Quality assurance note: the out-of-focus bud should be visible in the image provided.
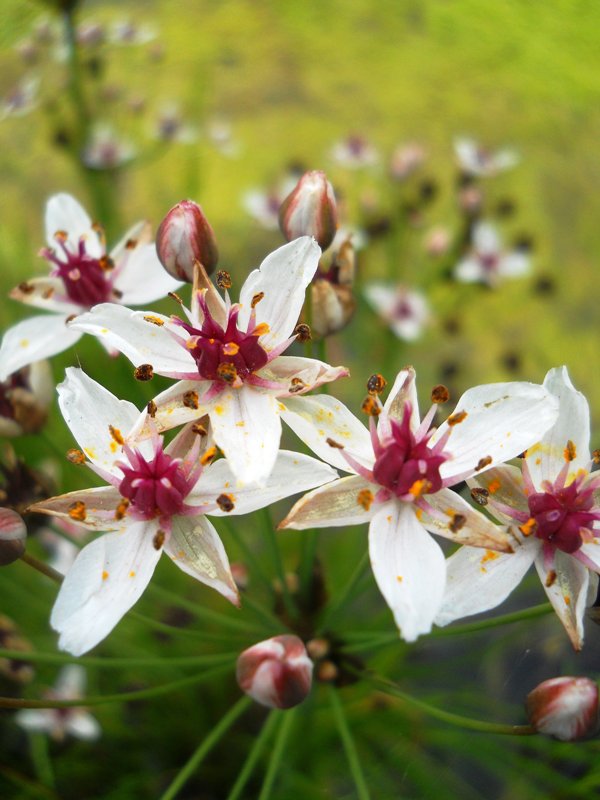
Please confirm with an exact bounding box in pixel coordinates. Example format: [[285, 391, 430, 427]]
[[0, 614, 34, 683], [0, 361, 53, 438], [311, 237, 356, 338], [236, 634, 313, 710], [0, 508, 26, 566], [279, 171, 338, 251], [156, 200, 219, 282], [390, 143, 425, 181], [526, 677, 599, 741], [458, 184, 484, 216], [424, 226, 451, 257]]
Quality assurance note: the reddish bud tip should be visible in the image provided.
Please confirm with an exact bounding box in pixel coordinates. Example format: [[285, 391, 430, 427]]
[[156, 200, 218, 282], [279, 171, 338, 251], [236, 634, 313, 710], [0, 508, 26, 566], [526, 677, 599, 741]]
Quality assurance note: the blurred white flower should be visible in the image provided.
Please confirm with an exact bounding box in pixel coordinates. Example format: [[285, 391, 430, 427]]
[[110, 20, 157, 46], [242, 175, 298, 230], [206, 118, 241, 157], [390, 142, 426, 180], [82, 125, 136, 170], [454, 222, 530, 286], [152, 104, 197, 144], [1, 78, 39, 121], [364, 284, 431, 341], [454, 137, 518, 177], [331, 135, 379, 169]]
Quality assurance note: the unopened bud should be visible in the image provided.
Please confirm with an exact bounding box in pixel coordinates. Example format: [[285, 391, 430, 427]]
[[156, 200, 219, 282], [236, 634, 313, 709], [279, 170, 338, 251], [526, 677, 599, 741], [0, 508, 26, 566]]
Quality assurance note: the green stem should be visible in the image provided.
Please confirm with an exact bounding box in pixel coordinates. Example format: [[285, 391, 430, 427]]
[[318, 550, 370, 632], [0, 765, 58, 800], [328, 686, 371, 800], [29, 733, 55, 790], [159, 696, 251, 800], [20, 553, 63, 584], [430, 603, 553, 637], [257, 708, 296, 800], [358, 671, 536, 736], [128, 611, 249, 644], [0, 647, 237, 670], [298, 528, 319, 602], [240, 593, 289, 633], [225, 711, 278, 800], [0, 663, 233, 710], [217, 515, 275, 596], [260, 508, 296, 619]]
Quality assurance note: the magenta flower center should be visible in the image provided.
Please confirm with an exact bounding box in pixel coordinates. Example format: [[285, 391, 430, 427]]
[[528, 479, 600, 554], [479, 252, 499, 273], [118, 447, 191, 520], [42, 234, 113, 307], [372, 404, 447, 499], [175, 294, 269, 383]]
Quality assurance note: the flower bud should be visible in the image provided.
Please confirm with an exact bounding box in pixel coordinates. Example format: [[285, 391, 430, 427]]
[[0, 361, 53, 438], [156, 200, 219, 282], [236, 634, 313, 709], [279, 171, 338, 251], [526, 677, 599, 741], [0, 508, 26, 566]]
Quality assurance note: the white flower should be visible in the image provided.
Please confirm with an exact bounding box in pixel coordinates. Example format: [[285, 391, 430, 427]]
[[1, 77, 38, 121], [454, 222, 530, 286], [0, 193, 182, 380], [30, 369, 337, 654], [109, 20, 157, 46], [436, 367, 600, 650], [69, 237, 348, 486], [330, 135, 379, 169], [82, 125, 136, 170], [364, 284, 431, 341], [16, 666, 100, 741], [152, 103, 197, 144], [242, 176, 298, 231], [279, 369, 559, 641], [454, 137, 518, 177]]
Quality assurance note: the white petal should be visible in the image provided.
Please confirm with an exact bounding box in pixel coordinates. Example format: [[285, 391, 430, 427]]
[[9, 277, 81, 314], [165, 515, 239, 605], [58, 368, 141, 476], [499, 252, 530, 278], [433, 381, 559, 483], [237, 237, 321, 349], [279, 474, 375, 530], [422, 488, 514, 551], [109, 220, 150, 264], [197, 450, 338, 516], [113, 243, 183, 305], [467, 464, 529, 524], [379, 367, 419, 438], [259, 355, 348, 394], [30, 486, 125, 533], [473, 222, 501, 256], [363, 284, 397, 317], [0, 314, 82, 380], [578, 541, 600, 572], [281, 394, 373, 472], [138, 379, 211, 435], [66, 712, 101, 741], [536, 551, 592, 651], [435, 540, 538, 627], [55, 664, 86, 696], [51, 522, 161, 655], [45, 194, 103, 259], [15, 710, 53, 734], [69, 303, 195, 376], [209, 387, 282, 486], [369, 502, 446, 641], [526, 366, 591, 489], [454, 256, 485, 283]]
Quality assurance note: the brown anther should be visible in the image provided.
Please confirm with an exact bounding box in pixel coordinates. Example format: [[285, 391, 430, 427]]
[[200, 446, 218, 466], [147, 399, 157, 418], [153, 530, 166, 550], [431, 384, 450, 404], [519, 517, 537, 537], [593, 449, 600, 465], [114, 498, 129, 520], [251, 292, 264, 308], [449, 513, 467, 533], [545, 570, 557, 588], [54, 230, 68, 242], [17, 281, 34, 294], [109, 425, 124, 445], [216, 362, 238, 384], [65, 314, 77, 324], [361, 395, 381, 417], [111, 288, 123, 299], [68, 501, 86, 522], [289, 377, 306, 394], [317, 660, 339, 683], [326, 438, 344, 449], [168, 291, 183, 305], [564, 439, 577, 462], [448, 410, 468, 426], [475, 456, 493, 472], [216, 493, 235, 512], [367, 373, 387, 396], [408, 478, 432, 498], [306, 638, 330, 660], [216, 270, 232, 290], [99, 255, 114, 271], [143, 314, 164, 326], [66, 448, 86, 465], [183, 390, 199, 409], [192, 422, 208, 436], [470, 487, 489, 506], [134, 364, 154, 381], [357, 488, 374, 511], [125, 238, 138, 250], [294, 323, 312, 342]]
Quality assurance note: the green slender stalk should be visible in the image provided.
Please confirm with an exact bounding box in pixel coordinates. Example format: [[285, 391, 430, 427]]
[[0, 647, 237, 670], [128, 611, 249, 644], [20, 553, 63, 584], [318, 551, 370, 632], [217, 515, 275, 595], [298, 528, 319, 602], [328, 686, 371, 800], [0, 765, 58, 800], [159, 696, 251, 800], [30, 733, 55, 790], [240, 593, 289, 632], [257, 708, 296, 800], [357, 670, 535, 736], [0, 663, 233, 710], [260, 508, 296, 619], [226, 711, 279, 800]]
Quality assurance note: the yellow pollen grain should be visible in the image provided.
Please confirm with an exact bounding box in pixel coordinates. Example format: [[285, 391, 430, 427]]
[[480, 550, 499, 565], [564, 594, 571, 606], [396, 575, 403, 583], [110, 441, 117, 453], [84, 447, 96, 459], [519, 518, 536, 536], [19, 339, 29, 348], [129, 571, 136, 578], [102, 570, 109, 581], [487, 479, 501, 494], [109, 425, 124, 445], [415, 508, 423, 521], [357, 489, 374, 511], [236, 421, 245, 427], [214, 405, 224, 416], [564, 440, 577, 462], [143, 315, 164, 326], [409, 478, 431, 498]]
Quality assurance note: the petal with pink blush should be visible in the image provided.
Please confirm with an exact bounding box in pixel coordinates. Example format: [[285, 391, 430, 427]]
[[279, 474, 375, 530]]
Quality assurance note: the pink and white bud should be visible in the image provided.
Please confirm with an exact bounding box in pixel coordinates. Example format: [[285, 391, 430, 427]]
[[156, 200, 219, 281], [279, 171, 338, 251], [526, 677, 599, 741], [0, 508, 26, 566], [236, 634, 313, 709]]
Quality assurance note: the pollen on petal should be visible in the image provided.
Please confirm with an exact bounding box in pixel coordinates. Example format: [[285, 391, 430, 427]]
[[109, 425, 124, 445], [183, 390, 199, 409], [475, 456, 493, 472], [487, 478, 501, 493], [564, 440, 577, 462], [357, 488, 374, 510], [144, 315, 164, 326], [102, 570, 109, 580], [68, 501, 86, 521], [447, 410, 467, 426]]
